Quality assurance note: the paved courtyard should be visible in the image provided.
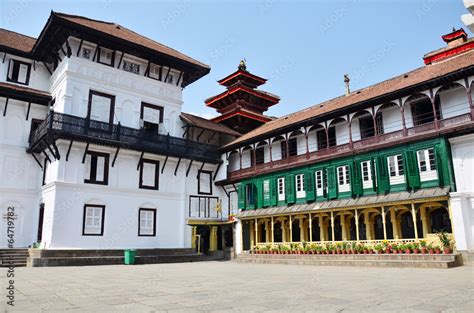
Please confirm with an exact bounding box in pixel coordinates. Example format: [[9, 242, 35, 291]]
[[1, 261, 473, 312]]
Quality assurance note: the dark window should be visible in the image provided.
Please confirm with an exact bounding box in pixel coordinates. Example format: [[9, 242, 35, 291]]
[[42, 158, 48, 186], [141, 102, 164, 134], [246, 184, 254, 205], [198, 170, 212, 195], [359, 114, 375, 139], [255, 147, 265, 165], [7, 59, 31, 85], [139, 159, 159, 190], [82, 204, 105, 236], [281, 141, 288, 159], [84, 151, 109, 185], [97, 47, 115, 66], [123, 60, 140, 74], [87, 90, 115, 128], [411, 97, 441, 126], [29, 119, 43, 144], [328, 126, 336, 147], [138, 208, 156, 236], [376, 113, 384, 135], [288, 137, 297, 157], [316, 129, 327, 149], [37, 204, 45, 242]]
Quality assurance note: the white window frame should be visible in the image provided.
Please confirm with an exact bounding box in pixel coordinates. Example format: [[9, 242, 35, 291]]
[[295, 174, 306, 198], [417, 148, 437, 182], [277, 177, 285, 202], [263, 179, 270, 204], [83, 205, 104, 236], [337, 166, 351, 192], [315, 170, 324, 196], [387, 154, 405, 185], [361, 161, 373, 189], [139, 208, 156, 236]]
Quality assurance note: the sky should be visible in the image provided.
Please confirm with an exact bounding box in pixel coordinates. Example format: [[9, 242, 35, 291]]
[[0, 0, 467, 119]]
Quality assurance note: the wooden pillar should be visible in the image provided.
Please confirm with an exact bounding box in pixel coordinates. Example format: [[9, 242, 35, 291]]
[[348, 117, 353, 149], [269, 141, 273, 167], [355, 209, 360, 242], [330, 211, 335, 242], [381, 207, 387, 240], [364, 211, 372, 240], [429, 89, 439, 130], [289, 215, 293, 242], [265, 220, 270, 243], [249, 222, 255, 248], [420, 206, 429, 238], [281, 220, 287, 242], [209, 226, 218, 251], [252, 146, 257, 169], [271, 216, 274, 243], [309, 213, 313, 242], [285, 134, 289, 160], [254, 219, 259, 244], [372, 107, 378, 141], [305, 131, 309, 159], [325, 127, 330, 149], [341, 214, 347, 241], [191, 226, 197, 249], [399, 99, 407, 137], [319, 216, 326, 242], [239, 151, 243, 170], [411, 203, 419, 239], [390, 209, 399, 239], [299, 218, 305, 242]]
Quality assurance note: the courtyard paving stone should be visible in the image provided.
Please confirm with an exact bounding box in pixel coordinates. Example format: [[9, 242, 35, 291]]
[[1, 261, 473, 312]]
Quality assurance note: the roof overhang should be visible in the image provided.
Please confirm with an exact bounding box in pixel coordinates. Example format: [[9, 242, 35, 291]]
[[0, 82, 52, 105]]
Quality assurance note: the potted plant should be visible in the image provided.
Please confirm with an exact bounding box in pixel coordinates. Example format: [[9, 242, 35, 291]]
[[420, 240, 427, 254], [428, 243, 435, 254], [391, 243, 398, 254], [404, 243, 412, 254], [412, 242, 420, 254], [374, 244, 383, 254], [434, 245, 441, 254], [437, 231, 454, 254], [351, 242, 357, 254]]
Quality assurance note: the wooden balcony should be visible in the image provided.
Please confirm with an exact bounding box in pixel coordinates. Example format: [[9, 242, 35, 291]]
[[28, 112, 221, 164], [226, 113, 474, 182]]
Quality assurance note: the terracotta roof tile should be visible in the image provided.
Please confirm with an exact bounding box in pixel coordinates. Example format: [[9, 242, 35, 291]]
[[180, 112, 241, 137], [54, 12, 209, 69], [0, 28, 36, 54], [224, 50, 474, 149]]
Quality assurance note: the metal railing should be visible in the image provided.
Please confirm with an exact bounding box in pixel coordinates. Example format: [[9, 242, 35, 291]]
[[28, 112, 221, 164]]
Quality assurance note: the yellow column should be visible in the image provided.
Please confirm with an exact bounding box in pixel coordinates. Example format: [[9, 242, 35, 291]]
[[281, 220, 287, 242], [249, 222, 255, 248], [209, 226, 218, 251], [255, 219, 259, 244], [420, 206, 429, 238], [191, 226, 197, 249], [364, 211, 371, 240], [330, 211, 335, 242], [390, 209, 400, 239], [381, 207, 387, 240], [309, 214, 313, 242], [411, 203, 419, 239], [319, 216, 325, 242], [265, 220, 270, 243], [289, 215, 293, 242], [299, 218, 305, 242], [271, 216, 274, 243], [355, 209, 360, 242], [341, 214, 347, 241]]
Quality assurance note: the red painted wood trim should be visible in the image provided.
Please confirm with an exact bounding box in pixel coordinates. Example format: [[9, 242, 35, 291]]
[[205, 85, 279, 107], [423, 41, 474, 65]]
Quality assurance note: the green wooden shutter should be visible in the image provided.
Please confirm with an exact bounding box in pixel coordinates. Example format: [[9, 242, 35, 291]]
[[238, 184, 246, 210], [351, 161, 363, 197], [435, 144, 444, 186], [286, 174, 295, 204], [327, 166, 337, 199], [270, 178, 277, 206], [404, 150, 420, 189], [371, 158, 377, 191], [255, 180, 263, 208], [305, 170, 315, 201], [376, 156, 390, 194]]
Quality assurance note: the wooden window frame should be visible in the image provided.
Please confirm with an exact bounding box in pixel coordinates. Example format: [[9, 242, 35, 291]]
[[198, 170, 213, 195], [140, 102, 164, 123], [417, 149, 436, 173], [139, 159, 160, 190], [277, 177, 285, 202], [388, 154, 404, 177], [84, 151, 110, 185], [82, 204, 105, 236], [97, 47, 115, 67], [7, 59, 31, 85], [87, 90, 116, 126], [138, 208, 157, 237]]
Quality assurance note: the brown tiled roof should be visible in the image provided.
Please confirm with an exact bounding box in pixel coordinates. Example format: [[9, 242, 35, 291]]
[[53, 12, 209, 69], [0, 28, 36, 54], [0, 82, 50, 97], [0, 82, 52, 106], [424, 37, 474, 58], [224, 50, 474, 149], [180, 112, 241, 137]]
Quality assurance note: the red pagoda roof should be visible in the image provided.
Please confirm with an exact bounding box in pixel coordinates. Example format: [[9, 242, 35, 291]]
[[205, 84, 280, 109], [211, 107, 273, 123], [218, 69, 267, 88]]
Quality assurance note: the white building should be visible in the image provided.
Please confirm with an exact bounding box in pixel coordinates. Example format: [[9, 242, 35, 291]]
[[0, 12, 238, 251]]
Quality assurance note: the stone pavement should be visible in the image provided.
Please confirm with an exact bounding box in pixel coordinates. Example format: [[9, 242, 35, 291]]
[[1, 261, 473, 312]]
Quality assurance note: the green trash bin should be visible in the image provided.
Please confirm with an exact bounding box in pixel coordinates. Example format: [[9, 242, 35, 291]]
[[124, 249, 136, 265]]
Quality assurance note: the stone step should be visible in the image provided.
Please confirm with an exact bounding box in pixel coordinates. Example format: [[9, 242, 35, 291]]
[[28, 248, 195, 258], [235, 253, 463, 269]]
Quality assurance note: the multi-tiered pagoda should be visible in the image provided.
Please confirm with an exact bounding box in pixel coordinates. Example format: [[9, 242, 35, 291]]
[[205, 61, 280, 134]]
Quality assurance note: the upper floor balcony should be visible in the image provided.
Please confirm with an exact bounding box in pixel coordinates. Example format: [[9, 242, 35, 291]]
[[225, 82, 474, 183], [27, 112, 221, 164]]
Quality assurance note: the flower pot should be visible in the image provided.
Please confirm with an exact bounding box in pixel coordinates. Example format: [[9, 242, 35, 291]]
[[429, 249, 434, 254], [363, 250, 368, 254], [392, 250, 398, 254], [443, 248, 452, 254], [385, 249, 390, 254], [421, 247, 427, 254], [413, 248, 419, 254], [435, 249, 441, 254], [369, 250, 374, 254], [332, 251, 336, 255], [405, 249, 411, 254]]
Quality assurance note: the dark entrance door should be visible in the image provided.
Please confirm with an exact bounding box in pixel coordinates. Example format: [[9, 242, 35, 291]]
[[37, 203, 45, 242], [197, 226, 210, 253]]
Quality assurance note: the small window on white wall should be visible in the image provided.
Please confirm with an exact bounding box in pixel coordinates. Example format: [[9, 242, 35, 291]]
[[139, 208, 156, 236], [88, 90, 115, 125], [295, 174, 305, 198], [83, 205, 105, 236], [139, 159, 159, 190], [84, 151, 109, 185], [7, 59, 31, 85], [277, 177, 285, 201], [198, 170, 212, 195], [123, 60, 141, 74], [97, 47, 114, 66]]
